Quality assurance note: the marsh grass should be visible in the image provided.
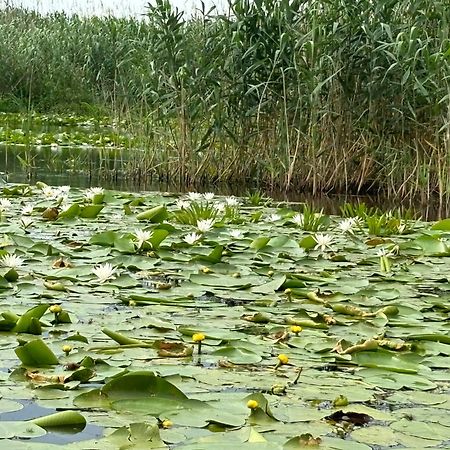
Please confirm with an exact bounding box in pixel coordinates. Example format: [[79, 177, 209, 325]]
[[0, 0, 449, 200]]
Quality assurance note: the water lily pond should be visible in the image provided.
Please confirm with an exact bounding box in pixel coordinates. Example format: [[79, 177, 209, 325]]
[[0, 183, 449, 449]]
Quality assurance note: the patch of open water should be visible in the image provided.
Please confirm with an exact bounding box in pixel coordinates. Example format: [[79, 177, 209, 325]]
[[0, 399, 104, 444]]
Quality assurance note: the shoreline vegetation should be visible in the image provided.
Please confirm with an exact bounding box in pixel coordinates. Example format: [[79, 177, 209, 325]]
[[0, 1, 449, 200]]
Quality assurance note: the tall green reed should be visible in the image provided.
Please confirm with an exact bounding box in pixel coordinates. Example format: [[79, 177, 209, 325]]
[[0, 0, 448, 200]]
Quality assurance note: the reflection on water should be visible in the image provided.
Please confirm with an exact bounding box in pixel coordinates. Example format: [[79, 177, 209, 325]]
[[0, 398, 103, 445], [0, 143, 448, 221]]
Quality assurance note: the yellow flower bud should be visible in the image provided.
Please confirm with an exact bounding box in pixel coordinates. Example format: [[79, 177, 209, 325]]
[[247, 399, 259, 409], [284, 288, 292, 295], [62, 345, 72, 354], [162, 419, 173, 428], [277, 354, 289, 365], [192, 333, 205, 342], [290, 325, 302, 334], [49, 304, 62, 314]]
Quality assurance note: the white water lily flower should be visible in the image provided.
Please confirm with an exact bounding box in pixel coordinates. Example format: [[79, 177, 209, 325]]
[[397, 220, 406, 234], [59, 185, 71, 195], [203, 192, 215, 201], [92, 263, 117, 283], [187, 192, 202, 201], [42, 186, 58, 199], [292, 213, 304, 227], [338, 218, 356, 233], [184, 232, 202, 245], [50, 143, 59, 150], [21, 204, 33, 216], [197, 218, 215, 233], [176, 199, 191, 209], [0, 198, 11, 214], [85, 187, 104, 199], [353, 217, 365, 228], [314, 233, 334, 252], [267, 213, 281, 222], [376, 247, 390, 257], [134, 229, 153, 248], [20, 216, 33, 229], [0, 253, 24, 269], [214, 202, 226, 213], [229, 229, 244, 239], [225, 196, 239, 206]]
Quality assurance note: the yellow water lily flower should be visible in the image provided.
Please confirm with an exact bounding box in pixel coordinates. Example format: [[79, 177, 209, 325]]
[[62, 345, 72, 355], [247, 399, 259, 409], [290, 325, 302, 334], [49, 304, 62, 314], [192, 333, 205, 342], [193, 332, 206, 355]]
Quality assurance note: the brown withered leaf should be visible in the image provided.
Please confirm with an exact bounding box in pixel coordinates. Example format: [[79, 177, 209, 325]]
[[26, 371, 65, 384], [155, 341, 194, 358], [324, 410, 373, 426], [42, 207, 59, 221], [52, 257, 73, 269]]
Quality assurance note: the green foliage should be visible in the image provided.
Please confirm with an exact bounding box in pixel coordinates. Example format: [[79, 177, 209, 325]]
[[172, 201, 218, 225], [246, 190, 272, 206], [292, 205, 330, 232], [0, 2, 449, 197], [340, 203, 380, 220]]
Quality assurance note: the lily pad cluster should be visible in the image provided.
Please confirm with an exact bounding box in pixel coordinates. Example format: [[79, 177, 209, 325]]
[[0, 112, 133, 149], [0, 183, 449, 448]]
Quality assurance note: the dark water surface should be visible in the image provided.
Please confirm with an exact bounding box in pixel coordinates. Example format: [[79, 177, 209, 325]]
[[0, 399, 103, 444], [0, 143, 447, 221]]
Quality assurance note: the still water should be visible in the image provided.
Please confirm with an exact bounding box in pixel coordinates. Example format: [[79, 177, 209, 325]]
[[0, 143, 447, 221]]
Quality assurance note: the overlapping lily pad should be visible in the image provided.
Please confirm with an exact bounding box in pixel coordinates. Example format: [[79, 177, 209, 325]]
[[0, 183, 448, 448]]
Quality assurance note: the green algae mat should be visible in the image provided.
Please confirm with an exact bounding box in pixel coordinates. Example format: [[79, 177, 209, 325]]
[[0, 183, 449, 449]]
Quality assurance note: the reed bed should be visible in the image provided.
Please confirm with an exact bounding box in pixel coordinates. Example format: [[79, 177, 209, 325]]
[[0, 0, 449, 199]]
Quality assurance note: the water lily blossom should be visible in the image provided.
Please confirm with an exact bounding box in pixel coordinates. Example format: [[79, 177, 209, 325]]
[[225, 196, 239, 206], [85, 187, 104, 202], [62, 345, 72, 355], [134, 229, 153, 249], [290, 325, 302, 334], [267, 213, 281, 222], [197, 218, 215, 233], [292, 213, 304, 227], [184, 232, 201, 245], [21, 204, 33, 216], [247, 400, 259, 409], [193, 332, 205, 354], [214, 202, 226, 213], [203, 192, 215, 201], [42, 186, 60, 199], [338, 218, 356, 234], [314, 233, 334, 252], [0, 253, 24, 269], [187, 192, 202, 201], [0, 198, 11, 212], [229, 229, 244, 239], [276, 354, 289, 368], [59, 185, 71, 195], [20, 216, 33, 229], [176, 199, 191, 209], [92, 263, 117, 283], [192, 333, 205, 342]]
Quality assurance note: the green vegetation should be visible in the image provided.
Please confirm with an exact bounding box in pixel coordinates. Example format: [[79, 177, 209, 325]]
[[0, 183, 449, 448], [0, 1, 449, 197]]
